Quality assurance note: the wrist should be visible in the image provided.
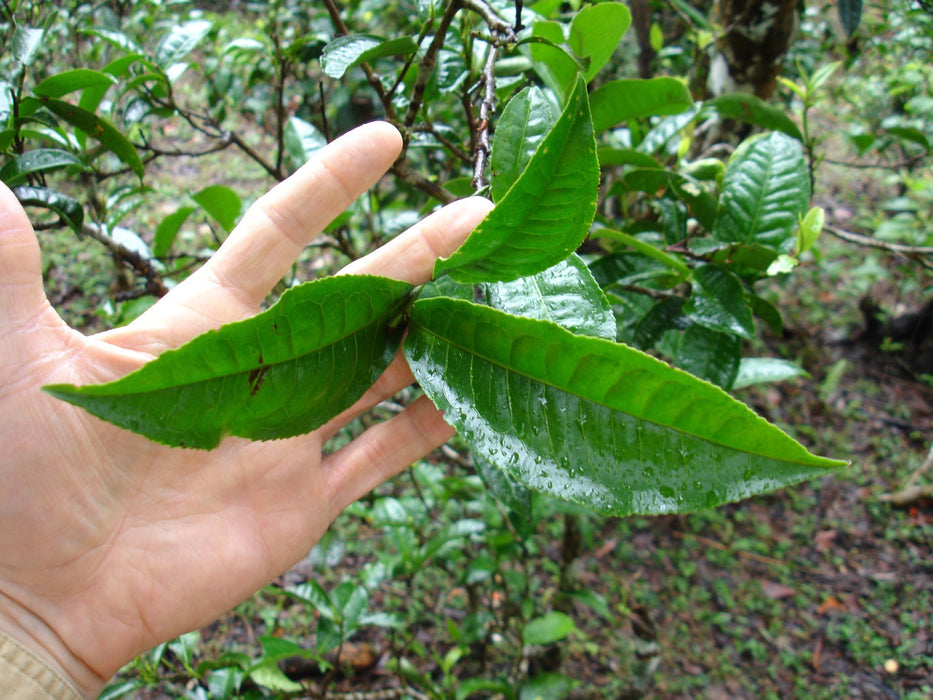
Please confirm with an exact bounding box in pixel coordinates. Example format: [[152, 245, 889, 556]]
[[0, 593, 107, 700]]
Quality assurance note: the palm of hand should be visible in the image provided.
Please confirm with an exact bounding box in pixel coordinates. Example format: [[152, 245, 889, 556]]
[[0, 123, 490, 696]]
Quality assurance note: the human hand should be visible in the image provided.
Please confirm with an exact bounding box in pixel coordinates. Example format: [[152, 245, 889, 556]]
[[0, 122, 491, 698]]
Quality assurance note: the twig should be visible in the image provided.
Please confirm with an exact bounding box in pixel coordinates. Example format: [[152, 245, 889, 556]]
[[81, 222, 168, 297], [403, 0, 464, 130], [824, 224, 933, 256], [879, 442, 933, 506], [390, 161, 457, 204], [471, 43, 498, 191], [461, 0, 513, 32]]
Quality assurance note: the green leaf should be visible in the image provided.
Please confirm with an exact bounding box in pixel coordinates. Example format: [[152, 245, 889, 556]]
[[684, 264, 755, 339], [611, 169, 717, 231], [522, 612, 576, 646], [590, 78, 693, 134], [520, 673, 577, 700], [674, 325, 741, 389], [797, 206, 825, 254], [39, 98, 144, 179], [45, 276, 413, 449], [155, 19, 214, 69], [321, 34, 417, 79], [434, 77, 597, 283], [0, 148, 84, 185], [153, 206, 195, 258], [490, 86, 555, 203], [483, 255, 616, 340], [12, 185, 84, 233], [191, 185, 241, 234], [703, 94, 803, 142], [590, 228, 691, 279], [712, 132, 810, 252], [405, 298, 843, 517], [733, 358, 808, 389], [567, 2, 632, 81], [284, 116, 327, 169], [33, 69, 117, 98], [12, 26, 44, 66]]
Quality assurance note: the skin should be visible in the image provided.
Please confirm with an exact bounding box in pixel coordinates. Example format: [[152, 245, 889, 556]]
[[0, 122, 492, 698]]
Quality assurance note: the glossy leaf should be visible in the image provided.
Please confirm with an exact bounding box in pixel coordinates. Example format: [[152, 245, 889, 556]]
[[284, 116, 327, 169], [0, 148, 84, 185], [405, 297, 843, 517], [712, 132, 810, 252], [703, 93, 803, 142], [33, 69, 117, 98], [45, 276, 413, 449], [674, 325, 741, 389], [12, 26, 44, 66], [611, 169, 716, 231], [734, 358, 808, 389], [483, 255, 616, 340], [684, 264, 755, 339], [191, 185, 241, 234], [434, 77, 597, 283], [590, 78, 692, 134], [12, 185, 84, 232], [155, 20, 213, 69], [490, 86, 555, 203], [153, 206, 195, 258], [321, 35, 418, 79], [39, 98, 145, 179], [838, 0, 862, 37]]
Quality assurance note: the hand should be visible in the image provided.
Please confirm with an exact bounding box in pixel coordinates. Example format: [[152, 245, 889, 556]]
[[0, 122, 491, 698]]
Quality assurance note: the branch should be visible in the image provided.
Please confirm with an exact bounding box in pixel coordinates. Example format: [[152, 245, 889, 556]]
[[824, 224, 933, 256], [471, 43, 498, 191], [403, 0, 464, 130], [391, 161, 457, 204], [879, 442, 933, 506], [81, 222, 168, 297]]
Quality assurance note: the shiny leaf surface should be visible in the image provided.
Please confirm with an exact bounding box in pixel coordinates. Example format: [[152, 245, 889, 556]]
[[405, 298, 843, 516], [434, 77, 597, 283], [712, 132, 810, 252], [45, 276, 412, 449], [483, 255, 616, 340], [590, 77, 692, 134], [684, 264, 755, 339], [490, 86, 555, 203]]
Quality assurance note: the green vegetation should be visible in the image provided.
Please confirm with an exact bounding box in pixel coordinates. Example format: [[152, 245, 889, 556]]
[[2, 0, 932, 697]]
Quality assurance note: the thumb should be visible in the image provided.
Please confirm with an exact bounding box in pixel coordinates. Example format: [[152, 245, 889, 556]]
[[0, 183, 53, 325]]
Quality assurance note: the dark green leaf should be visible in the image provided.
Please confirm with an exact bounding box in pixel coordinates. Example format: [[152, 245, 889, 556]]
[[155, 20, 214, 69], [633, 298, 687, 349], [0, 149, 84, 185], [674, 325, 741, 389], [45, 276, 413, 449], [153, 206, 195, 258], [712, 132, 810, 252], [685, 264, 755, 339], [734, 358, 808, 389], [12, 27, 44, 66], [703, 94, 804, 142], [490, 86, 555, 203], [885, 126, 931, 151], [838, 0, 862, 37], [39, 98, 144, 179], [12, 185, 84, 232], [611, 169, 717, 231], [434, 77, 597, 283], [321, 35, 417, 79], [284, 116, 327, 169], [590, 78, 693, 134], [405, 298, 843, 517], [191, 185, 241, 234], [484, 255, 616, 340], [596, 147, 661, 169], [33, 69, 117, 98]]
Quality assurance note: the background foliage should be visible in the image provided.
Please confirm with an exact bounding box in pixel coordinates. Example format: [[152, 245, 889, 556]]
[[2, 0, 932, 697]]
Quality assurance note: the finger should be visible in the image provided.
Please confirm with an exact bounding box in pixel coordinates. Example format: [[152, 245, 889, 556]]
[[322, 394, 454, 519], [104, 122, 403, 355], [338, 195, 492, 284], [0, 183, 56, 327]]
